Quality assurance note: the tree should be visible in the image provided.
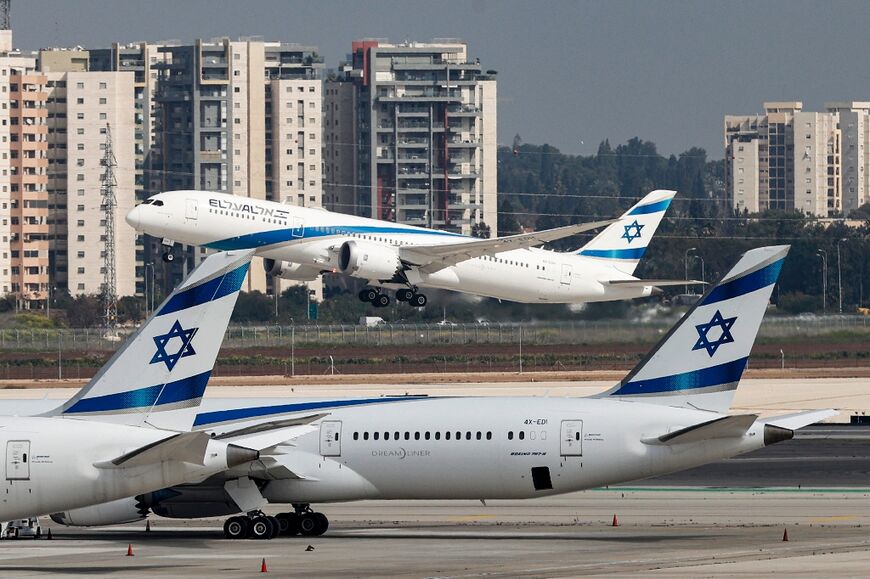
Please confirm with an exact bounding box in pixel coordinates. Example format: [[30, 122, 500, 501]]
[[66, 295, 102, 328], [471, 221, 491, 239]]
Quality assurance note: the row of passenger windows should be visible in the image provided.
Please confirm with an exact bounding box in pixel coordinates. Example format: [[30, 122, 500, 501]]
[[354, 430, 493, 441], [208, 207, 289, 226], [479, 255, 547, 270], [351, 430, 557, 442]]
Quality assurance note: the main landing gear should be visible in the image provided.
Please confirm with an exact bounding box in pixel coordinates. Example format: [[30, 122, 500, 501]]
[[359, 286, 427, 308], [161, 238, 175, 263], [223, 505, 328, 540]]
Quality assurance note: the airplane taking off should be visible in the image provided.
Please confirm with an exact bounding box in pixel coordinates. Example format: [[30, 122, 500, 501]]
[[126, 189, 696, 307], [52, 245, 835, 540], [0, 250, 273, 525]]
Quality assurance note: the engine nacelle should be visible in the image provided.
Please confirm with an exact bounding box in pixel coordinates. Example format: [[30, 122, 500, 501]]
[[50, 497, 149, 527], [338, 240, 403, 281], [263, 258, 320, 281]]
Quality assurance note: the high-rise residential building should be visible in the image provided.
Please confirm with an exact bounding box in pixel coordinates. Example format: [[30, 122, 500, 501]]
[[325, 39, 497, 236], [725, 101, 870, 217]]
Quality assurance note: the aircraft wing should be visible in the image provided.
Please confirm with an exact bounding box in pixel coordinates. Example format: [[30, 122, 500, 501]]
[[641, 414, 758, 446], [95, 431, 214, 468], [399, 218, 616, 272], [211, 413, 326, 452]]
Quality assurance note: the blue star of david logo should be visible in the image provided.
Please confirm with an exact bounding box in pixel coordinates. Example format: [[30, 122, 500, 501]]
[[621, 220, 644, 243], [692, 310, 737, 357], [150, 320, 199, 371]]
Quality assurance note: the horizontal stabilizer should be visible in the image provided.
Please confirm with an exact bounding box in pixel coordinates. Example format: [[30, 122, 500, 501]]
[[95, 431, 212, 469], [642, 413, 758, 446], [605, 279, 705, 288], [763, 409, 838, 430], [402, 219, 616, 272]]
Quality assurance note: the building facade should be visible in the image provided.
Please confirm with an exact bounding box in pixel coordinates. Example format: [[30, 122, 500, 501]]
[[725, 101, 870, 217], [325, 40, 497, 236]]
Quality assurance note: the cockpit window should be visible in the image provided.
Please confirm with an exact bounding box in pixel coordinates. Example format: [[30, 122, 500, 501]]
[[152, 200, 164, 206], [141, 199, 153, 205]]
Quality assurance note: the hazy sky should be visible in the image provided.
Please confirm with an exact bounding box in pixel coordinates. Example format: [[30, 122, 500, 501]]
[[15, 1, 870, 158]]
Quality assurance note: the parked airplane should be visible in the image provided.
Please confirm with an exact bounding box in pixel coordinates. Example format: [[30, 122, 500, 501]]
[[0, 250, 289, 526], [51, 245, 835, 540], [126, 189, 694, 307]]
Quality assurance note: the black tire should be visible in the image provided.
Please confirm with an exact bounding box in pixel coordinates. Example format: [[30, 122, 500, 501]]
[[313, 513, 329, 536], [363, 288, 378, 302], [276, 513, 299, 536], [224, 516, 249, 540], [298, 513, 320, 536], [411, 293, 427, 307], [375, 294, 390, 308], [162, 252, 174, 263], [266, 516, 280, 539], [358, 289, 370, 302], [250, 516, 274, 540], [396, 289, 412, 302]]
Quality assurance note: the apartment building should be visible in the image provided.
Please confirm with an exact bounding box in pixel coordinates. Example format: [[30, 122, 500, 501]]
[[725, 101, 870, 217], [325, 39, 497, 236]]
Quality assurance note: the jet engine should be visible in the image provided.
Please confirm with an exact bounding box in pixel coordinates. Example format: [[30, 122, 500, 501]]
[[338, 240, 403, 281], [263, 258, 321, 281], [50, 497, 149, 527]]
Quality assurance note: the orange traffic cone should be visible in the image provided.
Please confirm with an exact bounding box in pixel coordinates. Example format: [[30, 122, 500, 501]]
[[782, 528, 789, 542], [260, 557, 268, 573], [126, 544, 134, 557], [612, 514, 619, 527]]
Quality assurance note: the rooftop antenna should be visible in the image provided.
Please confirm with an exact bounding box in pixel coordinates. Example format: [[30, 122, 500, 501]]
[[101, 123, 118, 332]]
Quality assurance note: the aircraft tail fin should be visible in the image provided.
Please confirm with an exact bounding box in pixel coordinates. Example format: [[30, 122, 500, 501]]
[[577, 189, 675, 275], [48, 250, 254, 430], [598, 245, 789, 413]]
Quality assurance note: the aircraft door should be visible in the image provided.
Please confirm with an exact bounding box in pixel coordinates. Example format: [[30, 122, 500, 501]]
[[291, 216, 305, 238], [560, 420, 583, 456], [6, 440, 30, 480], [320, 421, 342, 457], [560, 264, 573, 286], [185, 198, 199, 221]]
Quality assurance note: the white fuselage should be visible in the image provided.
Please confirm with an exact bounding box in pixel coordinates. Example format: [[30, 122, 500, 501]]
[[0, 416, 239, 521], [127, 191, 652, 304], [194, 395, 767, 505]]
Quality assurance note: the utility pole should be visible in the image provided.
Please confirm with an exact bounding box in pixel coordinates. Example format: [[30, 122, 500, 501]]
[[100, 123, 118, 331]]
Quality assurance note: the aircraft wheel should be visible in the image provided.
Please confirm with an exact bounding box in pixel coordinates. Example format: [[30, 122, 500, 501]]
[[224, 516, 249, 540], [396, 288, 412, 302], [250, 516, 274, 540], [266, 516, 281, 539], [276, 512, 299, 536], [313, 512, 329, 536], [410, 293, 427, 307], [375, 293, 390, 308], [360, 288, 378, 302], [162, 251, 174, 263], [298, 513, 321, 536]]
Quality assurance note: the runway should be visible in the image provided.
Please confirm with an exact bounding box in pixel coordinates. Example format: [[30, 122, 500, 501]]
[[2, 378, 870, 575]]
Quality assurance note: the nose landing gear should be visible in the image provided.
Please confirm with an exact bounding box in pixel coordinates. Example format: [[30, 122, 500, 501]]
[[160, 238, 175, 263]]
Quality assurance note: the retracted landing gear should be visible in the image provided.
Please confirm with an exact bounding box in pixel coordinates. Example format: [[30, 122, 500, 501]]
[[222, 505, 328, 540], [161, 238, 175, 263]]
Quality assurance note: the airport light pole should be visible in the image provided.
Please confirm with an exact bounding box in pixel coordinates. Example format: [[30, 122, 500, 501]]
[[684, 247, 697, 294], [817, 249, 827, 314], [145, 262, 154, 317], [837, 238, 847, 314], [694, 255, 705, 284]]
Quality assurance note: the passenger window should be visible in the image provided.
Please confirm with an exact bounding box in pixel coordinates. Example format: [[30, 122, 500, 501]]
[[508, 431, 513, 440], [519, 431, 525, 440], [373, 432, 379, 440], [476, 431, 482, 440], [445, 432, 451, 440], [575, 432, 580, 440], [465, 432, 471, 440], [435, 432, 441, 440], [486, 431, 492, 440], [414, 432, 420, 440], [363, 432, 369, 440], [405, 432, 410, 440], [456, 431, 461, 440], [394, 431, 400, 440], [353, 432, 359, 440], [384, 432, 390, 440], [425, 432, 431, 440]]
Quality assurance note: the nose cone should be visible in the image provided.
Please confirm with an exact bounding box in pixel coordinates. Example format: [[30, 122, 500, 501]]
[[125, 206, 141, 230]]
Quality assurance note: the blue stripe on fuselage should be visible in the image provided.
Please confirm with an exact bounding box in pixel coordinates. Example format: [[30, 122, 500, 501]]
[[63, 370, 212, 414], [579, 247, 646, 259], [627, 198, 672, 215], [193, 395, 429, 428], [204, 225, 461, 251], [610, 357, 748, 396], [699, 258, 784, 307]]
